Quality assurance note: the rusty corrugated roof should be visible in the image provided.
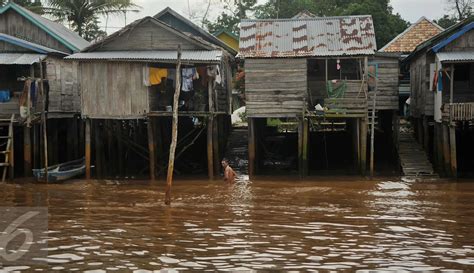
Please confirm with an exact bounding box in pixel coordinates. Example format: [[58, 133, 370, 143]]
[[238, 15, 377, 58]]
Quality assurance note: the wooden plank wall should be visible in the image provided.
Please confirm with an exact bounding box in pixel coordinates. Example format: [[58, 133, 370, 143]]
[[369, 56, 399, 111], [0, 9, 71, 54], [409, 54, 434, 117], [95, 20, 202, 52], [80, 62, 149, 118], [245, 58, 307, 118], [46, 57, 81, 113]]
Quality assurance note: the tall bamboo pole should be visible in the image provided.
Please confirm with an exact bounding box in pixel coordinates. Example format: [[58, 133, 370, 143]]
[[165, 45, 182, 205], [39, 58, 48, 182]]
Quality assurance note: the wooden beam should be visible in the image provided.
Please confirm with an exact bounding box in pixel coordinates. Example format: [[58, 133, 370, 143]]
[[442, 123, 451, 176], [353, 118, 360, 170], [423, 116, 429, 152], [301, 118, 309, 177], [147, 118, 156, 181], [449, 124, 457, 177], [213, 115, 220, 176], [39, 59, 48, 182], [207, 115, 214, 180], [23, 126, 31, 177], [248, 118, 256, 178], [360, 118, 368, 175], [450, 64, 454, 104], [85, 119, 91, 180]]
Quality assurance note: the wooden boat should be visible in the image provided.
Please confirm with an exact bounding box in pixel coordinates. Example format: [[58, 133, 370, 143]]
[[33, 158, 85, 182]]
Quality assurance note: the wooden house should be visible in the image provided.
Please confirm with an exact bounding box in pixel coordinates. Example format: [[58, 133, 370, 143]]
[[404, 17, 474, 177], [66, 15, 234, 179], [0, 2, 89, 178], [380, 17, 444, 115], [239, 15, 382, 176], [213, 29, 239, 52]]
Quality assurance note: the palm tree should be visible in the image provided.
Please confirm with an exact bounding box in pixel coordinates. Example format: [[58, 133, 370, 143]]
[[44, 0, 140, 37]]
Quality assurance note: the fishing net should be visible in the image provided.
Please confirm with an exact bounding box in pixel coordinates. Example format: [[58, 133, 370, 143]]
[[326, 81, 347, 98]]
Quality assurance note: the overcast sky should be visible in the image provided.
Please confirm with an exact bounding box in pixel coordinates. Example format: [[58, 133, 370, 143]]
[[101, 0, 450, 34]]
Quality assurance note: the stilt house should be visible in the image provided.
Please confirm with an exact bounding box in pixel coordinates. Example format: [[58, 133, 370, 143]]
[[239, 15, 379, 176], [66, 15, 234, 179], [404, 17, 474, 177], [0, 2, 89, 178], [380, 17, 444, 115]]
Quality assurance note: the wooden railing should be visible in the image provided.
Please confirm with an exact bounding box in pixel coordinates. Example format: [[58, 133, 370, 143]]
[[446, 103, 474, 121], [323, 80, 368, 118]]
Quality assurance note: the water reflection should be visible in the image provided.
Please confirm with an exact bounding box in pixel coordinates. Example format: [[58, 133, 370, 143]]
[[0, 177, 473, 271]]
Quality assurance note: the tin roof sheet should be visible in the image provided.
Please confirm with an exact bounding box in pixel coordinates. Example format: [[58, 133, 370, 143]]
[[65, 50, 223, 63], [0, 33, 66, 54], [0, 53, 46, 65], [437, 51, 474, 63], [239, 15, 377, 58]]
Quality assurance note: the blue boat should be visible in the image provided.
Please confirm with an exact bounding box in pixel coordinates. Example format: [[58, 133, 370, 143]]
[[33, 158, 85, 182]]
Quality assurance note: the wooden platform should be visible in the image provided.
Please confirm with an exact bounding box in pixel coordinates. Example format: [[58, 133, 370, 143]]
[[399, 130, 437, 177]]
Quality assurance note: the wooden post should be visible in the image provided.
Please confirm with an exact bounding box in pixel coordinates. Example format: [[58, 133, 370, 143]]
[[147, 118, 156, 181], [93, 120, 102, 178], [248, 118, 256, 178], [370, 81, 377, 177], [353, 118, 360, 170], [165, 45, 182, 206], [9, 124, 14, 181], [302, 118, 309, 177], [360, 118, 368, 175], [85, 119, 91, 180], [207, 115, 214, 179], [392, 113, 400, 151], [39, 58, 48, 182], [32, 124, 39, 169], [450, 64, 454, 104], [423, 116, 429, 152], [442, 123, 451, 176], [449, 124, 457, 177], [213, 116, 219, 176], [298, 118, 303, 177], [23, 126, 31, 177]]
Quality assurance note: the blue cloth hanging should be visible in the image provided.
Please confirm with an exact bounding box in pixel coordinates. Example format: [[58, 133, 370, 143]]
[[437, 71, 443, 92]]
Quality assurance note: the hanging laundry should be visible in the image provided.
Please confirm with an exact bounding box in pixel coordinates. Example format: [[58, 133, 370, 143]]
[[197, 67, 208, 85], [215, 66, 222, 85], [207, 65, 222, 84], [181, 67, 197, 92], [143, 66, 150, 86], [437, 70, 443, 92], [432, 68, 439, 92], [336, 59, 341, 70], [149, 68, 168, 86]]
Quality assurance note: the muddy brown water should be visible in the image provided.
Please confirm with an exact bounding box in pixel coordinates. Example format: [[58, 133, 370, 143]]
[[1, 176, 474, 271]]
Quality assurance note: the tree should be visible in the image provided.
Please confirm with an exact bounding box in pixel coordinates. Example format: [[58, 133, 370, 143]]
[[447, 0, 473, 20], [205, 0, 257, 34], [0, 0, 44, 14], [435, 14, 458, 29], [44, 0, 139, 39], [82, 16, 108, 42]]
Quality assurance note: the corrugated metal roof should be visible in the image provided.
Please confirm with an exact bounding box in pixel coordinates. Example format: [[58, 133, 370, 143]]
[[437, 51, 474, 63], [0, 53, 46, 65], [0, 33, 66, 54], [65, 50, 223, 63], [239, 15, 377, 58], [0, 2, 90, 52]]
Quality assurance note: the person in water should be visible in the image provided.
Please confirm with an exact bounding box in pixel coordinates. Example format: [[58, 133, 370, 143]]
[[221, 159, 236, 184]]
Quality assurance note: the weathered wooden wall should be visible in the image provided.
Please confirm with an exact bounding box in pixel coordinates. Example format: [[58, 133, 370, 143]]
[[442, 29, 474, 52], [79, 62, 149, 118], [410, 54, 434, 117], [245, 58, 307, 118], [369, 55, 399, 111], [94, 20, 203, 52], [0, 9, 71, 54], [46, 57, 81, 113], [0, 40, 30, 52]]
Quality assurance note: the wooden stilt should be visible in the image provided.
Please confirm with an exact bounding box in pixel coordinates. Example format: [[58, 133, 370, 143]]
[[392, 113, 400, 151], [213, 115, 219, 176], [248, 118, 256, 178], [147, 118, 156, 181], [436, 123, 443, 174], [417, 118, 423, 145], [9, 125, 14, 180], [165, 46, 182, 205], [353, 118, 360, 170], [49, 120, 58, 166], [360, 118, 368, 175], [298, 118, 303, 177], [207, 115, 214, 179], [423, 116, 429, 152], [449, 124, 457, 177], [23, 126, 32, 177], [117, 120, 124, 178], [442, 123, 451, 176], [94, 120, 102, 178], [302, 118, 309, 177], [85, 119, 91, 180]]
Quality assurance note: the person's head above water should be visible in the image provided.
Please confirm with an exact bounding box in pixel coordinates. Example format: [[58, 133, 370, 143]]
[[221, 158, 229, 167]]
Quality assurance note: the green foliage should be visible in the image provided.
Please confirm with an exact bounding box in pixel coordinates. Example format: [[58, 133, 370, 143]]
[[82, 16, 107, 42], [44, 0, 139, 40], [435, 15, 459, 29], [205, 0, 257, 34], [1, 0, 44, 14]]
